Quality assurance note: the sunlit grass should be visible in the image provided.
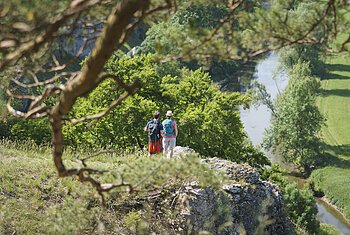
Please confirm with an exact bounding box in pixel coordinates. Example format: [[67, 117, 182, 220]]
[[312, 53, 350, 219], [320, 223, 342, 235], [0, 139, 227, 234], [318, 54, 350, 146]]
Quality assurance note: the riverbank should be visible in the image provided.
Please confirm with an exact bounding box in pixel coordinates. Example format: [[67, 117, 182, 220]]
[[317, 196, 350, 226], [311, 52, 350, 220], [286, 169, 350, 233]]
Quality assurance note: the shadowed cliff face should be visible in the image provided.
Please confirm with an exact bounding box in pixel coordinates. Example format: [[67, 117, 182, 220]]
[[57, 20, 147, 60], [171, 155, 293, 235]]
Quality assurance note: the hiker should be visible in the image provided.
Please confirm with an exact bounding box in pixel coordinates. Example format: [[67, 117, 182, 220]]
[[144, 111, 163, 156], [162, 110, 178, 158]]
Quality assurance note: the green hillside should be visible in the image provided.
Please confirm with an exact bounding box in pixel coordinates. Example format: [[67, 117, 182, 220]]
[[0, 140, 225, 234]]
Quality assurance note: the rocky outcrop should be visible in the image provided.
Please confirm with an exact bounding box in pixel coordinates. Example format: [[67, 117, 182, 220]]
[[57, 20, 147, 59], [176, 157, 293, 235], [173, 146, 197, 157]]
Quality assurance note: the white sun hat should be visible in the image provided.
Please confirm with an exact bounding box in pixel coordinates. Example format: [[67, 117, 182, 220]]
[[166, 110, 173, 117]]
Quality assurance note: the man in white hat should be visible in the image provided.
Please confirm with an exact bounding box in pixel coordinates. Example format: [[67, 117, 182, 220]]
[[162, 110, 178, 158]]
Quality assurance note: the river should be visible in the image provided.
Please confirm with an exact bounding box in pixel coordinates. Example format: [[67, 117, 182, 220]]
[[239, 52, 350, 234]]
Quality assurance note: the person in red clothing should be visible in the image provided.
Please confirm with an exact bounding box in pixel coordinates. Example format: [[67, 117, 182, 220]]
[[144, 111, 163, 156], [162, 110, 178, 158]]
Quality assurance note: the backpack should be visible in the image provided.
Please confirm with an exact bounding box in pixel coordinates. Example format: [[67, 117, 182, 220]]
[[148, 120, 160, 142], [163, 119, 174, 137]]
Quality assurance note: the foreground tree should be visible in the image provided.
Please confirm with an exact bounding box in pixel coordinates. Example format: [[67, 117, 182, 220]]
[[1, 0, 349, 198]]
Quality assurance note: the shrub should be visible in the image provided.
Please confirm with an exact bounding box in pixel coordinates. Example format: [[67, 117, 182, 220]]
[[283, 183, 320, 234], [262, 166, 320, 234]]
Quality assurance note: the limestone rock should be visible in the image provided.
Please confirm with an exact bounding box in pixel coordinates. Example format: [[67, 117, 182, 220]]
[[176, 157, 293, 235], [173, 146, 196, 157]]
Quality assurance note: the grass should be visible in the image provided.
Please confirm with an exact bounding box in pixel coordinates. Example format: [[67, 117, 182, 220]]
[[0, 140, 227, 234], [0, 145, 97, 234], [311, 53, 350, 219], [320, 223, 342, 235]]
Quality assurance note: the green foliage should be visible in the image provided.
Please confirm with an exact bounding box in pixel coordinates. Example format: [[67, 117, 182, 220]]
[[140, 21, 185, 55], [0, 89, 7, 117], [283, 183, 320, 234], [246, 80, 276, 116], [0, 118, 51, 145], [161, 68, 249, 161], [143, 0, 344, 62], [264, 62, 324, 174], [319, 223, 341, 235], [64, 54, 268, 166], [279, 45, 326, 76], [140, 2, 228, 56], [239, 143, 271, 169], [1, 0, 69, 26], [260, 163, 286, 183], [139, 3, 256, 88], [64, 54, 159, 149], [239, 0, 328, 53], [10, 119, 51, 144], [262, 165, 320, 234], [172, 4, 227, 29]]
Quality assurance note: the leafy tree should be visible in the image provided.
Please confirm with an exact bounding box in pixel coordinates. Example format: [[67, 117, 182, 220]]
[[140, 2, 230, 56], [64, 54, 160, 149], [65, 54, 269, 166], [140, 21, 184, 56], [279, 45, 326, 76], [172, 4, 228, 29], [246, 80, 276, 116], [262, 165, 320, 234], [283, 183, 320, 234], [162, 68, 247, 159], [139, 3, 256, 90], [263, 62, 324, 174], [10, 119, 51, 145]]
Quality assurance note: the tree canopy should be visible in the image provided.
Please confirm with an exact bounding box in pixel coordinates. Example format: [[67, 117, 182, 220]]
[[263, 62, 324, 174], [63, 54, 268, 166]]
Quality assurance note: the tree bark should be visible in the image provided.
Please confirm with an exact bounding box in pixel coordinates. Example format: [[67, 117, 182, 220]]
[[50, 0, 150, 176]]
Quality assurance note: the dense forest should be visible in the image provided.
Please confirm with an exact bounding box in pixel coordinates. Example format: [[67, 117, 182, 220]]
[[1, 0, 350, 234]]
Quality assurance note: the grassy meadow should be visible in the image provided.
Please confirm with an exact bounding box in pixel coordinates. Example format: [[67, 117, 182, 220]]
[[311, 53, 350, 219], [0, 140, 225, 234]]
